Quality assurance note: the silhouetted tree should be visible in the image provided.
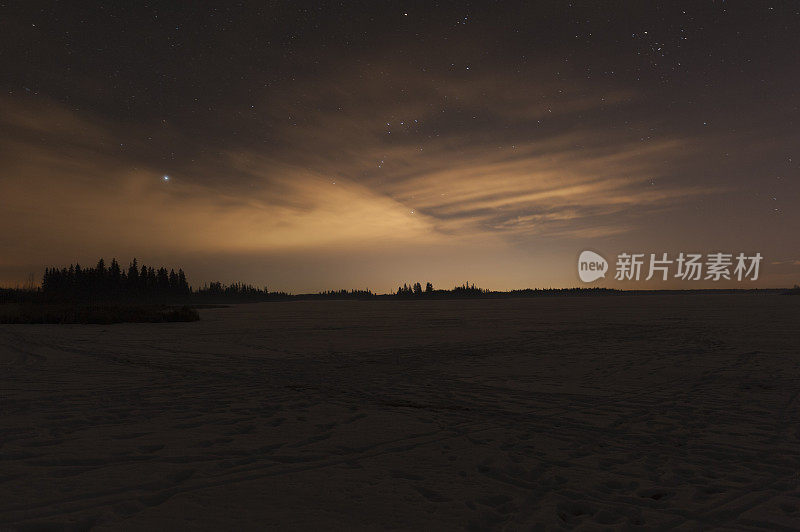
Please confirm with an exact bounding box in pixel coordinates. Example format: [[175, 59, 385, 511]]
[[156, 268, 169, 292], [40, 257, 200, 302], [314, 288, 374, 299], [139, 264, 148, 291], [127, 259, 139, 290], [169, 269, 179, 292], [109, 258, 120, 279], [178, 269, 189, 293]]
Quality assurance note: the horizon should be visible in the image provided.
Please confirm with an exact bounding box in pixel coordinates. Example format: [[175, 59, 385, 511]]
[[2, 255, 797, 295]]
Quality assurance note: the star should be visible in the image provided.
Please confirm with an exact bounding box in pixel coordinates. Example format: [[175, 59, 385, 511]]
[[163, 175, 170, 181]]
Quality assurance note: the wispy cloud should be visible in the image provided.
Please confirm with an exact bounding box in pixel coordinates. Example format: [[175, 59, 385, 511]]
[[0, 64, 744, 288]]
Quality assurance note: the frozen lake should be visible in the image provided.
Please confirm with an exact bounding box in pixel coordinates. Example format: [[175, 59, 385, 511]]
[[1, 295, 799, 529]]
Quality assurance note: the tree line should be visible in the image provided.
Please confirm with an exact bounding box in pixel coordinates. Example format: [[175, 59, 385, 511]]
[[1, 257, 673, 306], [396, 282, 433, 296], [38, 258, 295, 302], [395, 282, 489, 297], [39, 266, 492, 301], [314, 289, 374, 298], [42, 258, 189, 300], [196, 281, 288, 300]]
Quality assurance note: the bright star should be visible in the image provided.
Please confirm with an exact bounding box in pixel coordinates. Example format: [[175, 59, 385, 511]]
[[163, 175, 170, 181]]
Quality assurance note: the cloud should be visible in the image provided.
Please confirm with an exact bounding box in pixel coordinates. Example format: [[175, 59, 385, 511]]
[[0, 64, 737, 288], [202, 64, 719, 243]]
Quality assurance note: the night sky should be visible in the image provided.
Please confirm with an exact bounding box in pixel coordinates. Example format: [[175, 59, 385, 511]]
[[1, 1, 798, 291]]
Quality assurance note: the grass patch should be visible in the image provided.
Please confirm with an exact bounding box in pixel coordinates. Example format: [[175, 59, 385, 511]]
[[0, 304, 200, 324]]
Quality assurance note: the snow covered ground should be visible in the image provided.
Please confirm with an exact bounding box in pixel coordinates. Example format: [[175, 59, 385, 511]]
[[1, 295, 799, 529]]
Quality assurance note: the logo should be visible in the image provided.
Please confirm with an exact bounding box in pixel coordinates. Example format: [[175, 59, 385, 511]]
[[578, 250, 608, 282], [577, 250, 763, 283]]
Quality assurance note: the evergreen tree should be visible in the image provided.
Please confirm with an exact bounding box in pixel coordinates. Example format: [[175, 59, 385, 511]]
[[169, 269, 179, 292], [157, 267, 170, 292], [109, 259, 121, 286], [178, 269, 189, 293], [127, 258, 139, 288], [140, 264, 149, 291], [147, 267, 156, 290]]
